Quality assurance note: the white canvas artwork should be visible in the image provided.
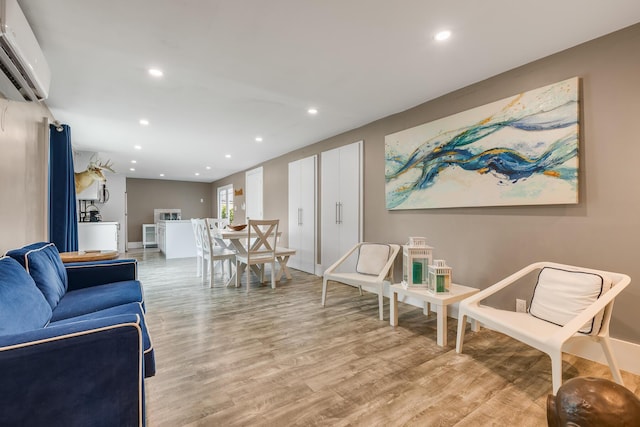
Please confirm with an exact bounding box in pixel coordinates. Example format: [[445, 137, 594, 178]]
[[385, 77, 579, 209]]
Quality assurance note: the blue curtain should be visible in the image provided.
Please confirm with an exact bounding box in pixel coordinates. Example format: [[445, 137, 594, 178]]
[[49, 124, 78, 252]]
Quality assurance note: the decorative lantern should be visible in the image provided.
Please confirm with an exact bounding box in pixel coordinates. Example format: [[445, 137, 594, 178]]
[[428, 260, 452, 293], [402, 237, 433, 288]]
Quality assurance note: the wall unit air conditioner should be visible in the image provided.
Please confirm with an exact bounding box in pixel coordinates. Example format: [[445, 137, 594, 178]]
[[0, 0, 50, 102]]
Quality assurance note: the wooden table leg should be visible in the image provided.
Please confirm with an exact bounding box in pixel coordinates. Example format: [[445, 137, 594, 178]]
[[390, 290, 399, 326]]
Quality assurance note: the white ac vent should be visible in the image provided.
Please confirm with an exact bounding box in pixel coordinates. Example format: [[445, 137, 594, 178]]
[[0, 0, 50, 102]]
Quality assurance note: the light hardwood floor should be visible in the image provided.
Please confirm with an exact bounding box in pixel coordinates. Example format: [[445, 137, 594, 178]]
[[135, 250, 640, 426]]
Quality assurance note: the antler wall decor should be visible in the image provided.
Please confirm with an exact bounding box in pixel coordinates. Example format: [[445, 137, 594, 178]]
[[74, 157, 116, 194]]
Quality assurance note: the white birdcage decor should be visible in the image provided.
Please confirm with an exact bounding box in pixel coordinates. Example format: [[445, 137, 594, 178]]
[[428, 260, 452, 293], [402, 237, 433, 287]]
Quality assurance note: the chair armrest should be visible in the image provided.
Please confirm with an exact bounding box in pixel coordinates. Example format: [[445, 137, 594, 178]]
[[0, 315, 143, 426], [376, 244, 400, 283], [460, 261, 547, 309], [65, 259, 138, 291], [323, 243, 362, 276]]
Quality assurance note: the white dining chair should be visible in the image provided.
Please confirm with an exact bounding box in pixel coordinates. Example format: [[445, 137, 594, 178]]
[[200, 218, 236, 287], [206, 218, 234, 274], [235, 219, 279, 292], [190, 218, 206, 277]]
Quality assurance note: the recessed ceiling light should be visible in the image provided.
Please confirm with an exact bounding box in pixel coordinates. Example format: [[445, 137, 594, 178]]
[[195, 172, 200, 176], [134, 145, 142, 150], [255, 136, 263, 142], [159, 173, 165, 177], [130, 168, 135, 171], [139, 119, 149, 126], [225, 154, 231, 158], [205, 166, 211, 170], [307, 108, 318, 115], [434, 30, 451, 41], [131, 160, 137, 164], [148, 68, 163, 77]]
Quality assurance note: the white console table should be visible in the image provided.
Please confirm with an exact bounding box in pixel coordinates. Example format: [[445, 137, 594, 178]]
[[389, 283, 480, 347]]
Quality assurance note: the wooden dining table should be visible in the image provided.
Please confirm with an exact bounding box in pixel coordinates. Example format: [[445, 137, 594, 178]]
[[213, 229, 288, 286]]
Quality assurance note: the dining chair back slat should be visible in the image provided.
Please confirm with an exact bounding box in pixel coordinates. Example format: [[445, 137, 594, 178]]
[[202, 218, 236, 287], [235, 219, 279, 292]]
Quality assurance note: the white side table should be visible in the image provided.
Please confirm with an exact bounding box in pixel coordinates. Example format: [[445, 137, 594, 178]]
[[390, 283, 480, 347]]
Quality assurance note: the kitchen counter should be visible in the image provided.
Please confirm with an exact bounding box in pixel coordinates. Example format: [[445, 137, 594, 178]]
[[157, 220, 196, 259]]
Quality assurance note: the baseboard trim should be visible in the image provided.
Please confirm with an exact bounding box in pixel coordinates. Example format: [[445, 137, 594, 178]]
[[128, 241, 143, 249], [563, 338, 640, 376]]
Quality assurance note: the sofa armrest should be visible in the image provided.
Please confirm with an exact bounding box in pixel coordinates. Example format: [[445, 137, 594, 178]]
[[0, 315, 144, 426], [65, 258, 138, 291]]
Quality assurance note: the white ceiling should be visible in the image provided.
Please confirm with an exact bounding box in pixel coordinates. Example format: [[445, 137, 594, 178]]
[[19, 0, 640, 183]]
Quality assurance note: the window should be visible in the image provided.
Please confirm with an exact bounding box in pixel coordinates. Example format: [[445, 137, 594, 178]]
[[217, 184, 234, 223]]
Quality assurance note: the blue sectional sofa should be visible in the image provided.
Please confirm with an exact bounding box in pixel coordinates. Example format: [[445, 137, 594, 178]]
[[0, 242, 155, 426]]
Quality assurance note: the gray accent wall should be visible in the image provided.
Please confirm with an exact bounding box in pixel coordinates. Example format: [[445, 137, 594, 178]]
[[212, 24, 640, 343], [126, 178, 213, 242]]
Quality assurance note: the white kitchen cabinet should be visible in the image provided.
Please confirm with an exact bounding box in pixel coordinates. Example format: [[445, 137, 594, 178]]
[[288, 155, 317, 274], [78, 222, 119, 251], [321, 141, 362, 273], [157, 220, 196, 259], [142, 224, 157, 248], [157, 223, 166, 253]]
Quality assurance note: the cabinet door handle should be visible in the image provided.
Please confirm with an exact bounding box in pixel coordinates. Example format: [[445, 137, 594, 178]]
[[335, 202, 339, 224], [298, 208, 302, 226]]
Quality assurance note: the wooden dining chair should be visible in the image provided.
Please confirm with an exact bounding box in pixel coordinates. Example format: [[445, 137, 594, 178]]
[[207, 218, 229, 230], [205, 217, 233, 273], [235, 219, 279, 292], [190, 218, 206, 277], [201, 218, 237, 287]]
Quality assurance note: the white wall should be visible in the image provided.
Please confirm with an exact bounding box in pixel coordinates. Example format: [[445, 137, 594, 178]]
[[74, 151, 126, 252], [0, 98, 52, 253]]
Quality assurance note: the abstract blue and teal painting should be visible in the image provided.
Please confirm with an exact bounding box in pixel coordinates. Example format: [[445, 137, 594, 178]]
[[385, 77, 579, 209]]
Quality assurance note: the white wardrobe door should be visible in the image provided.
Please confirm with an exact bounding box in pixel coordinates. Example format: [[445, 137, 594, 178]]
[[321, 147, 341, 272], [288, 161, 301, 270], [298, 156, 316, 273], [288, 156, 316, 274], [245, 166, 263, 220], [337, 141, 361, 259], [321, 141, 362, 273]]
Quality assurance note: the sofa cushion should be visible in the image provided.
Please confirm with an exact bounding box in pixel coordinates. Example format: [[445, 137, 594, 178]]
[[51, 302, 156, 377], [51, 280, 144, 322], [356, 244, 392, 276], [0, 257, 52, 335], [6, 242, 68, 310], [529, 266, 612, 335]]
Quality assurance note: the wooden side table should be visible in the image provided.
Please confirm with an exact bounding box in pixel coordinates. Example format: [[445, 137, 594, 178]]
[[59, 250, 119, 263], [390, 283, 480, 347]]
